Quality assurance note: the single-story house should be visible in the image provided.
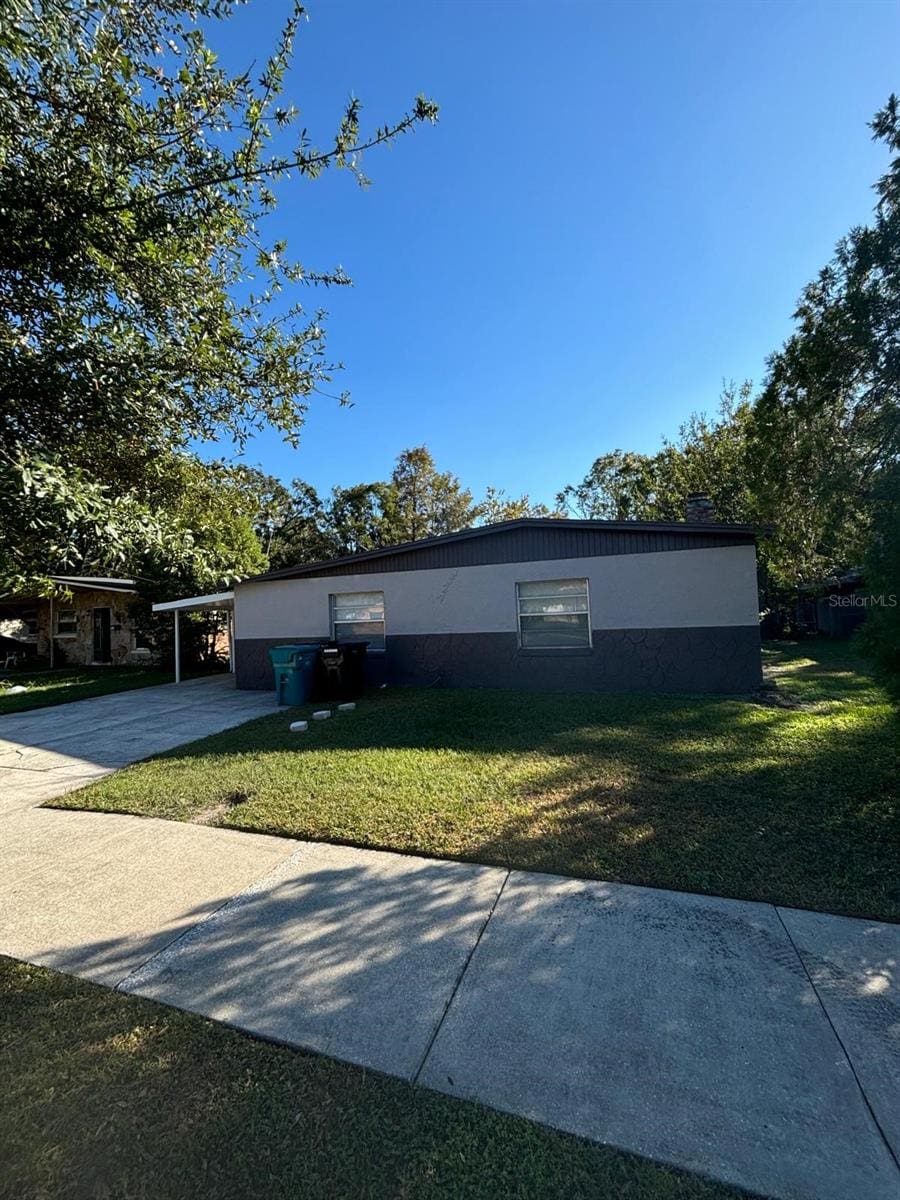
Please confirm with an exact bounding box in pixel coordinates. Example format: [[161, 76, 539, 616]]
[[229, 507, 763, 695], [0, 576, 142, 668]]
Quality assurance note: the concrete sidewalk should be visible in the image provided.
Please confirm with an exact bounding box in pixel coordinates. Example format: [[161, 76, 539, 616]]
[[1, 684, 898, 1198], [0, 674, 275, 815], [1, 808, 898, 1200]]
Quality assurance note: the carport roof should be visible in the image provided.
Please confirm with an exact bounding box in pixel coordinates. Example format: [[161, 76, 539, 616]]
[[151, 591, 234, 613]]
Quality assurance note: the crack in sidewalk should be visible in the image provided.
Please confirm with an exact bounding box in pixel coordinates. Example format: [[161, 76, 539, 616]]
[[412, 868, 510, 1085]]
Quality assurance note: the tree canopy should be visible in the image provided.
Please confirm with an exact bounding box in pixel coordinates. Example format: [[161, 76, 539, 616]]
[[557, 384, 756, 529], [749, 96, 900, 667], [251, 447, 558, 571], [750, 97, 900, 577], [0, 0, 436, 594], [555, 92, 898, 673]]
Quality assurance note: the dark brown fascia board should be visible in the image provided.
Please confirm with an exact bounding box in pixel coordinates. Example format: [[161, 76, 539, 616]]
[[242, 517, 758, 586]]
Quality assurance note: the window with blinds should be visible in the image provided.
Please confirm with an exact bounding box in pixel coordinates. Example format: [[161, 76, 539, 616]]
[[516, 578, 591, 648], [330, 591, 385, 651]]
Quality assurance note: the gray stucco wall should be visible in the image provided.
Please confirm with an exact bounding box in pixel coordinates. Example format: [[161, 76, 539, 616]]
[[234, 545, 760, 640], [233, 543, 761, 695]]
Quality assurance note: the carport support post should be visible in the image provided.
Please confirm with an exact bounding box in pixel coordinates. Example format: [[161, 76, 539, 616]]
[[173, 611, 181, 684]]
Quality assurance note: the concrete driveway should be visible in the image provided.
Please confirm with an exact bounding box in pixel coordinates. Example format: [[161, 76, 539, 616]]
[[0, 674, 275, 816], [1, 678, 898, 1200]]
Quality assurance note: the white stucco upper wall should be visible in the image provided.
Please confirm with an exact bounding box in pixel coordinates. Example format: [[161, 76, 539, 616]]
[[234, 543, 759, 639]]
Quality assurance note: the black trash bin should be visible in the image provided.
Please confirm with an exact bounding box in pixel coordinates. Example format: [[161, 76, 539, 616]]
[[341, 642, 369, 696], [314, 641, 369, 701]]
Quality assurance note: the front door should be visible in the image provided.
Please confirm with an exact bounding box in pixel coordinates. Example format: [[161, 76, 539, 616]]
[[92, 607, 112, 663]]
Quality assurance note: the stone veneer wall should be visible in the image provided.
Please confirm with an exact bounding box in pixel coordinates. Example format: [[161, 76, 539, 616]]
[[36, 589, 138, 666]]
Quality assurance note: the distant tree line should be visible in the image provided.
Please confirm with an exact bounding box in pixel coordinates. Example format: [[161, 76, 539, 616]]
[[233, 446, 553, 572], [551, 96, 900, 673]]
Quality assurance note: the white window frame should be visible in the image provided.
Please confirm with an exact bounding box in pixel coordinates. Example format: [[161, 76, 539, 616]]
[[55, 607, 78, 638], [515, 577, 592, 650], [329, 590, 386, 652]]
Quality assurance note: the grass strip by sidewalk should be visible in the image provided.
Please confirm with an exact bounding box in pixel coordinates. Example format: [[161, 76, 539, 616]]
[[0, 667, 178, 716], [52, 641, 900, 921], [0, 956, 750, 1200]]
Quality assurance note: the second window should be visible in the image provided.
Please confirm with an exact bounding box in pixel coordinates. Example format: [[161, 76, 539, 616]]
[[516, 578, 591, 649]]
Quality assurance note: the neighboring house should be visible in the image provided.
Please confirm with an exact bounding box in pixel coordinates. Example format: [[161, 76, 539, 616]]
[[0, 577, 141, 668], [759, 570, 870, 640], [230, 504, 763, 694], [815, 571, 869, 638]]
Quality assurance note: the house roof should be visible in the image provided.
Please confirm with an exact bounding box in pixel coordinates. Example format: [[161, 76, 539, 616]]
[[244, 517, 758, 584], [49, 575, 138, 594]]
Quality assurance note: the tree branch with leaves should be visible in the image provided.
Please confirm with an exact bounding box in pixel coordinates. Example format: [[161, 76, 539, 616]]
[[0, 0, 437, 593]]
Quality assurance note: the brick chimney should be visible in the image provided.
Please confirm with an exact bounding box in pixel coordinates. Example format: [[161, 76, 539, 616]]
[[685, 492, 716, 523]]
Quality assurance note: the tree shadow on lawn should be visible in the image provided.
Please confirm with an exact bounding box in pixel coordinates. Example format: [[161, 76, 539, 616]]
[[381, 685, 899, 919], [68, 678, 900, 922], [760, 640, 888, 705], [514, 702, 896, 919]]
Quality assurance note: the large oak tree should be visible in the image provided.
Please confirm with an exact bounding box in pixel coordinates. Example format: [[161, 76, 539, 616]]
[[0, 0, 436, 593]]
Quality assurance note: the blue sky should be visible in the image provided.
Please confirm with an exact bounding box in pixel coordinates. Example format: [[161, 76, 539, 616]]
[[205, 0, 900, 508]]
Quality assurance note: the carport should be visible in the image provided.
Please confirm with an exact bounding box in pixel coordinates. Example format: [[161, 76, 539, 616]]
[[151, 591, 234, 683]]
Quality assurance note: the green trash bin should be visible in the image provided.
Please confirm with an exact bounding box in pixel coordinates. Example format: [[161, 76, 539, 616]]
[[268, 644, 320, 706]]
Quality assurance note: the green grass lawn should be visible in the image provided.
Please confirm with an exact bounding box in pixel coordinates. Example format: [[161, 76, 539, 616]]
[[52, 640, 900, 921], [0, 666, 180, 715], [0, 956, 748, 1200]]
